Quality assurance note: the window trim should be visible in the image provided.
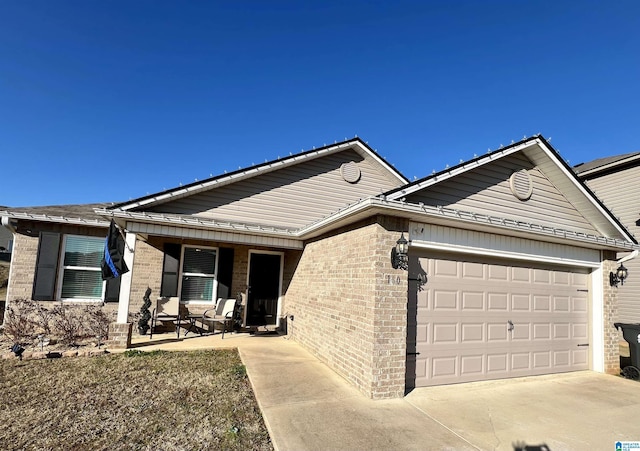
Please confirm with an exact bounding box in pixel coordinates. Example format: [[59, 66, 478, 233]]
[[177, 244, 219, 304], [56, 234, 106, 303]]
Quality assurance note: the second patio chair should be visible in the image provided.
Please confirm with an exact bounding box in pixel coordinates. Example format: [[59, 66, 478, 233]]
[[201, 298, 237, 339]]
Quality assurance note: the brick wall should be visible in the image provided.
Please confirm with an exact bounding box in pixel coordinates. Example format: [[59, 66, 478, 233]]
[[4, 221, 119, 326], [126, 237, 299, 328], [128, 237, 164, 321], [285, 215, 409, 399], [5, 222, 118, 319], [602, 254, 621, 374]]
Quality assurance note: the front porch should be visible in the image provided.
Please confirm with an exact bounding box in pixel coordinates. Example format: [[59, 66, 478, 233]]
[[128, 327, 283, 352]]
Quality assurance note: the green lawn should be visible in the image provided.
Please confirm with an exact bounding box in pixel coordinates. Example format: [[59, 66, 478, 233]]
[[0, 349, 273, 451]]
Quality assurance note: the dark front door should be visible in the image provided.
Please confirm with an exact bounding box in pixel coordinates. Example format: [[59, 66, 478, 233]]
[[246, 252, 281, 327]]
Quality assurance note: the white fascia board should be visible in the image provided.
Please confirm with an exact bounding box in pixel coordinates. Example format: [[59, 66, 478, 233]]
[[531, 140, 636, 243], [386, 140, 534, 201], [298, 198, 637, 250], [0, 210, 109, 228], [96, 209, 299, 238], [119, 141, 360, 211], [410, 241, 600, 268], [351, 141, 408, 184]]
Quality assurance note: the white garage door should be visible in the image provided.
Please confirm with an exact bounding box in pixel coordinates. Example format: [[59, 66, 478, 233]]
[[407, 251, 590, 388]]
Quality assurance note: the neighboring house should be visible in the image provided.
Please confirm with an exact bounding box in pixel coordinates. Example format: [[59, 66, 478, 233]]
[[1, 136, 636, 399], [575, 151, 640, 323]]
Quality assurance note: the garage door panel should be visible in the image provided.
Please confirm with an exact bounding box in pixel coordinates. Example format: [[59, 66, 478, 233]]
[[433, 290, 457, 309], [511, 294, 531, 311], [554, 297, 570, 312], [461, 323, 484, 342], [511, 352, 531, 370], [487, 353, 509, 373], [488, 293, 508, 310], [434, 259, 458, 276], [462, 261, 484, 278], [461, 355, 484, 375], [533, 351, 551, 369], [462, 292, 484, 309], [573, 348, 589, 365], [573, 297, 588, 312], [511, 323, 531, 340], [533, 323, 551, 340], [512, 267, 531, 282], [572, 323, 588, 340], [554, 350, 571, 367], [534, 295, 551, 311], [488, 323, 509, 341], [433, 323, 457, 343], [409, 251, 590, 388], [553, 323, 570, 339]]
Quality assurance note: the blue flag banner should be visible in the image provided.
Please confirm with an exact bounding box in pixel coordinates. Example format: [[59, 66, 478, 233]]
[[101, 220, 129, 280]]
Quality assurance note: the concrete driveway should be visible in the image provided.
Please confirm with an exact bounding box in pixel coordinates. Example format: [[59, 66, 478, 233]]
[[237, 336, 640, 451], [132, 332, 640, 450]]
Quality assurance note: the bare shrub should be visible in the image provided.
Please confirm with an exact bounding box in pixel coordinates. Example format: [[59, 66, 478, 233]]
[[2, 298, 36, 344], [51, 304, 85, 346], [32, 303, 54, 336], [84, 306, 114, 345]]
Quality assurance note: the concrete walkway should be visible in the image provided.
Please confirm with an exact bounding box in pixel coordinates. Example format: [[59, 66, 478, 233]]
[[132, 332, 640, 451]]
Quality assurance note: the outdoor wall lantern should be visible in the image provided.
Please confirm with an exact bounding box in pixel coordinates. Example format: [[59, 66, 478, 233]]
[[391, 232, 409, 270], [610, 263, 629, 287]]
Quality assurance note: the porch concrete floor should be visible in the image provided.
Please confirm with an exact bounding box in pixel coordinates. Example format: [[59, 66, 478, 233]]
[[128, 332, 640, 451]]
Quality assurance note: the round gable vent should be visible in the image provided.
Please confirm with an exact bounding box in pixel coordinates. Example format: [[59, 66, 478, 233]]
[[509, 169, 533, 200], [341, 161, 361, 183]]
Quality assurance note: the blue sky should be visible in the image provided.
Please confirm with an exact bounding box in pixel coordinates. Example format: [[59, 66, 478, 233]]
[[1, 0, 638, 207]]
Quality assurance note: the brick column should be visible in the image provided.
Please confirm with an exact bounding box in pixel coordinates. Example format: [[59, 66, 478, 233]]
[[602, 256, 620, 375], [107, 322, 132, 349]]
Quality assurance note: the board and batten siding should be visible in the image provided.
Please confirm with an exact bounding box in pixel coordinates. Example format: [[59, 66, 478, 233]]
[[147, 149, 403, 229], [584, 165, 640, 323], [406, 153, 598, 236]]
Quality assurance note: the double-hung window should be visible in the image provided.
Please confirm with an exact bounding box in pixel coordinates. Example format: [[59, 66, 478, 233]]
[[180, 246, 218, 302], [58, 235, 105, 301]]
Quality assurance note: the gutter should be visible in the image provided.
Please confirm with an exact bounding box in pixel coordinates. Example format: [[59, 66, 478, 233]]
[[1, 216, 17, 233], [298, 197, 638, 251], [617, 249, 639, 264]]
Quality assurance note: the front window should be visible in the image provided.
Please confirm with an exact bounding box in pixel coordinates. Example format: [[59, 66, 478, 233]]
[[180, 246, 218, 302], [59, 235, 104, 300]]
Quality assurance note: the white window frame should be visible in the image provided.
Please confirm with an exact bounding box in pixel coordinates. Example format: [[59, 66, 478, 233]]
[[178, 245, 219, 304], [56, 234, 106, 303]]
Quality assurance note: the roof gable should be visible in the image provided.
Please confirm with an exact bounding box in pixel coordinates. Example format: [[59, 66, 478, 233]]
[[115, 139, 408, 230], [114, 138, 406, 212], [386, 136, 635, 243]]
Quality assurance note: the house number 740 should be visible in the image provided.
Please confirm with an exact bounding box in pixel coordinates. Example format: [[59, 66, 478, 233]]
[[386, 275, 401, 285]]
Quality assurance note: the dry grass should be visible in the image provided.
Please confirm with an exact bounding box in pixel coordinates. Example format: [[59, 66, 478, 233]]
[[0, 349, 273, 451]]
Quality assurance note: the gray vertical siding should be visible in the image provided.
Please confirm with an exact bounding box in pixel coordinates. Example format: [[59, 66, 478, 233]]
[[147, 149, 403, 229], [406, 153, 598, 235], [584, 165, 640, 323]]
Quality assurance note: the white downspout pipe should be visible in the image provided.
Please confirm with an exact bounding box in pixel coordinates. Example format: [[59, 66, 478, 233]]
[[617, 249, 638, 264], [116, 231, 137, 323]]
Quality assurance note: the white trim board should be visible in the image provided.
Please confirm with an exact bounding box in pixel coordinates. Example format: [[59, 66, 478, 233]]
[[409, 222, 601, 268]]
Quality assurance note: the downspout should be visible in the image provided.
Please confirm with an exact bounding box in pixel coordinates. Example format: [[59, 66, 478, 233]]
[[617, 249, 638, 264], [1, 216, 17, 234], [0, 216, 16, 326]]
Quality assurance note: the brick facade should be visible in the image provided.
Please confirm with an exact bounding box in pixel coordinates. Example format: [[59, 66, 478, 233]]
[[602, 254, 622, 374], [284, 215, 409, 399], [126, 236, 299, 333], [6, 222, 119, 319]]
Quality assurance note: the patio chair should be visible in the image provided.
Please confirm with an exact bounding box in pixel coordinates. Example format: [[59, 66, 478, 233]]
[[201, 298, 237, 339], [150, 296, 186, 339]]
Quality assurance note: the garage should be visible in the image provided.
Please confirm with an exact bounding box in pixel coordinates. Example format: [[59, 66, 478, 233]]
[[407, 250, 590, 388]]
